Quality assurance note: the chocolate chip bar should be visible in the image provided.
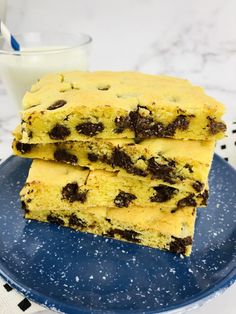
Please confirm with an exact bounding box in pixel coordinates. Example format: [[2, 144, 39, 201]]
[[20, 159, 208, 211], [20, 71, 226, 143], [23, 204, 196, 256], [13, 134, 214, 193]]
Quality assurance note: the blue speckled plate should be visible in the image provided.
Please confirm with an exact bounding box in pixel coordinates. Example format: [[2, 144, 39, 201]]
[[0, 155, 235, 314]]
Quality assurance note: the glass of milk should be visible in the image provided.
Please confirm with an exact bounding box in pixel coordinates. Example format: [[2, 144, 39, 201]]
[[0, 32, 92, 108]]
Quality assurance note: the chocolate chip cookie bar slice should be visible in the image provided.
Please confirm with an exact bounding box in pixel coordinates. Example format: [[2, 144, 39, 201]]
[[13, 134, 214, 193], [23, 204, 196, 256], [20, 159, 207, 211], [20, 71, 226, 143]]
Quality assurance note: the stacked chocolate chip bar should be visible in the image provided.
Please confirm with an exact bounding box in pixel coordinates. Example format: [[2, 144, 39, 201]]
[[13, 71, 226, 256]]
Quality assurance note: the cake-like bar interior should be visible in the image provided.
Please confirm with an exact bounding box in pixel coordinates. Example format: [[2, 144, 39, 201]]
[[20, 159, 208, 210], [13, 134, 214, 193], [20, 71, 226, 143], [23, 205, 196, 256]]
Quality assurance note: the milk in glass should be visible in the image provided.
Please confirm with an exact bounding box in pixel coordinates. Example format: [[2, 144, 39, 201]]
[[0, 46, 89, 108]]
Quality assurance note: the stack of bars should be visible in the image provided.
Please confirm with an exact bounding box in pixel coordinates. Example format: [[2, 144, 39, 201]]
[[13, 71, 226, 256]]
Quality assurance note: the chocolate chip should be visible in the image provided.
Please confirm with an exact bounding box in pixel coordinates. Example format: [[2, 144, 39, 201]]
[[76, 122, 104, 137], [114, 191, 137, 208], [92, 147, 146, 177], [199, 189, 209, 206], [62, 182, 88, 203], [28, 130, 33, 139], [165, 115, 190, 134], [49, 124, 71, 140], [109, 148, 147, 177], [47, 214, 64, 225], [129, 106, 155, 138], [21, 200, 27, 210], [147, 157, 175, 184], [69, 213, 87, 228], [110, 148, 133, 169], [47, 100, 67, 110], [177, 194, 197, 208], [15, 141, 33, 154], [116, 106, 193, 138], [87, 153, 99, 162], [192, 181, 204, 192], [150, 185, 178, 202], [114, 116, 130, 133], [184, 163, 193, 173], [105, 228, 140, 243], [54, 149, 78, 164], [169, 236, 192, 254], [207, 116, 226, 135]]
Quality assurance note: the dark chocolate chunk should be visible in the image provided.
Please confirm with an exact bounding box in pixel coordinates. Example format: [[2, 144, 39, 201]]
[[149, 122, 166, 137], [15, 141, 33, 154], [114, 105, 194, 138], [47, 100, 67, 110], [47, 214, 64, 225], [114, 191, 137, 208], [177, 194, 197, 208], [28, 130, 33, 139], [110, 147, 133, 169], [62, 182, 88, 203], [199, 189, 209, 206], [69, 213, 87, 228], [207, 116, 226, 135], [150, 185, 178, 202], [21, 200, 27, 210], [114, 116, 130, 133], [169, 236, 192, 254], [64, 114, 70, 121], [184, 163, 193, 173], [87, 153, 99, 162], [106, 228, 141, 243], [192, 181, 204, 192], [76, 122, 104, 137], [109, 147, 147, 177], [165, 115, 190, 134], [129, 106, 192, 138], [54, 149, 78, 164], [89, 223, 96, 229], [147, 157, 175, 184], [49, 124, 71, 140], [129, 106, 155, 138]]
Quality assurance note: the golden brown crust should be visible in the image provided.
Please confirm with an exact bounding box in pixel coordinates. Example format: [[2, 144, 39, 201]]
[[20, 71, 226, 143]]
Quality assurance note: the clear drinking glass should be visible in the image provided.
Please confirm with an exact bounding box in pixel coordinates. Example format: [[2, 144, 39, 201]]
[[0, 32, 92, 108]]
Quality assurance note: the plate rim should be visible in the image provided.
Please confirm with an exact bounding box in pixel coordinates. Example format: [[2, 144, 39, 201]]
[[0, 154, 235, 314]]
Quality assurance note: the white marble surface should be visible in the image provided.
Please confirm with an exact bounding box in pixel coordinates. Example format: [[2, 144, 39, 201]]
[[0, 0, 235, 313]]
